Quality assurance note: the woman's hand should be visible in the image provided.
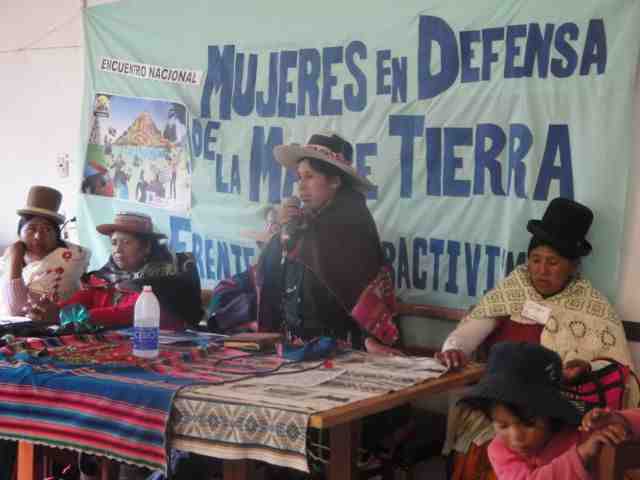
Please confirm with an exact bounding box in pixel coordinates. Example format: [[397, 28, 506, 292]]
[[278, 202, 303, 227], [580, 408, 632, 435], [435, 349, 468, 369], [6, 241, 28, 280], [563, 359, 591, 383], [6, 241, 27, 261], [25, 295, 59, 324], [6, 241, 27, 277], [577, 423, 630, 466], [364, 337, 405, 356], [581, 408, 613, 432], [278, 202, 304, 249]]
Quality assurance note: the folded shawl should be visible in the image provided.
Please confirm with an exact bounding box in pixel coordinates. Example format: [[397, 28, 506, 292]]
[[256, 188, 398, 344]]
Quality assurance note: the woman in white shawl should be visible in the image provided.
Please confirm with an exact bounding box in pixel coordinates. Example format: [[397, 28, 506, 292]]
[[0, 186, 89, 316], [436, 198, 638, 480]]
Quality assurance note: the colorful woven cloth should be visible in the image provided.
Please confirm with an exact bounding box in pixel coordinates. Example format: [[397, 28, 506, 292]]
[[0, 332, 283, 472], [171, 386, 311, 472], [0, 334, 446, 474], [170, 352, 449, 472]]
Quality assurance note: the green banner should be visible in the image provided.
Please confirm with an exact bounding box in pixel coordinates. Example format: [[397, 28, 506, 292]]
[[79, 0, 640, 307]]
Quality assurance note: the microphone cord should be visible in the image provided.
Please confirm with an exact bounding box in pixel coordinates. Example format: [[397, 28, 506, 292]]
[[61, 216, 77, 240]]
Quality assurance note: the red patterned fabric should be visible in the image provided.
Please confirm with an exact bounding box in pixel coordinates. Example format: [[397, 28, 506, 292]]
[[58, 275, 185, 330], [351, 265, 399, 345], [483, 316, 543, 351], [0, 332, 285, 471], [562, 358, 632, 412], [58, 276, 138, 328]]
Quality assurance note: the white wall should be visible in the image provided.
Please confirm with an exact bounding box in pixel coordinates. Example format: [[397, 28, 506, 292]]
[[2, 0, 640, 365], [618, 65, 640, 368], [0, 0, 87, 246]]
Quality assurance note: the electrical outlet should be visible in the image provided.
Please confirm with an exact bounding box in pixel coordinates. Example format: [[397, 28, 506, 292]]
[[56, 153, 70, 178]]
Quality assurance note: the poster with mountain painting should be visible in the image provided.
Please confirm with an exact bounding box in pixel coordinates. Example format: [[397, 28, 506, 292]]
[[83, 93, 191, 213]]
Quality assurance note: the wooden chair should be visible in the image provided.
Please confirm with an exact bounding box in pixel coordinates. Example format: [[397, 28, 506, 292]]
[[397, 302, 640, 480], [598, 441, 640, 479], [395, 301, 466, 357], [395, 302, 467, 322]]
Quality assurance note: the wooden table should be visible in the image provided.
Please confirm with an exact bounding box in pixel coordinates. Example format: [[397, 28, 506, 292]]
[[17, 363, 484, 480], [195, 363, 485, 480]]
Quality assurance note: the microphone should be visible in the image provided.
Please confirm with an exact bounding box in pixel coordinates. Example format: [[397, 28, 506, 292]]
[[61, 216, 77, 240], [61, 216, 77, 229], [281, 196, 301, 250]]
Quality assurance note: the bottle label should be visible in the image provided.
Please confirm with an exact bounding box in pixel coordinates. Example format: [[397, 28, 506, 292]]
[[134, 327, 159, 351]]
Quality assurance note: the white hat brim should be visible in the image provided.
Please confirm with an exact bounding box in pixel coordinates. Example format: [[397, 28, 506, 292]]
[[274, 144, 376, 192]]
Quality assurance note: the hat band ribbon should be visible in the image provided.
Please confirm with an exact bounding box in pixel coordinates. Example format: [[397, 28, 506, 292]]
[[304, 144, 351, 166]]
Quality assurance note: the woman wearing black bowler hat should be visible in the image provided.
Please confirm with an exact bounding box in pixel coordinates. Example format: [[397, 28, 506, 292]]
[[435, 198, 637, 479]]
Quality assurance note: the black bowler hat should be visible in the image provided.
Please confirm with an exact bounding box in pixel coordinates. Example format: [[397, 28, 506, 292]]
[[460, 342, 582, 426], [527, 198, 593, 259]]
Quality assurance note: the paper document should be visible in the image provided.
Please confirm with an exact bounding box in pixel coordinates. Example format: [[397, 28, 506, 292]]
[[384, 356, 449, 373], [0, 316, 33, 326], [254, 368, 346, 388]]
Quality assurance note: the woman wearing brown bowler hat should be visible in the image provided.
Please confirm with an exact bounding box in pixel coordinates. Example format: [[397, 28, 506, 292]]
[[29, 211, 201, 331], [0, 186, 90, 315], [435, 198, 638, 480]]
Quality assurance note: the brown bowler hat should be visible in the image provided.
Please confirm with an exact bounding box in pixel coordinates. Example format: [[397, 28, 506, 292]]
[[96, 211, 166, 238], [17, 186, 65, 224]]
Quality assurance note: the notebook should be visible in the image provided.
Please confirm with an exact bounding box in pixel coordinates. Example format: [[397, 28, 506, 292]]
[[223, 332, 282, 351]]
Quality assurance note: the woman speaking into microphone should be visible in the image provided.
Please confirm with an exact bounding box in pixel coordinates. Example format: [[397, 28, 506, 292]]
[[209, 130, 401, 355]]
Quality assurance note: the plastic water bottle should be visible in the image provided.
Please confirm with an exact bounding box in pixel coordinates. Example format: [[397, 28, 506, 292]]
[[133, 285, 160, 358]]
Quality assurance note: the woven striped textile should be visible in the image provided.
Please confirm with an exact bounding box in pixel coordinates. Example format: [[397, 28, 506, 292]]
[[0, 334, 445, 473], [170, 351, 449, 472], [0, 332, 283, 472]]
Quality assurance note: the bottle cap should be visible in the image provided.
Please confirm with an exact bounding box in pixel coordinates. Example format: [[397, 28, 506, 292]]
[[143, 285, 152, 292]]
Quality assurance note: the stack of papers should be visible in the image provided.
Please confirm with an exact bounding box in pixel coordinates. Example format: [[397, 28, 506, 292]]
[[0, 316, 33, 326]]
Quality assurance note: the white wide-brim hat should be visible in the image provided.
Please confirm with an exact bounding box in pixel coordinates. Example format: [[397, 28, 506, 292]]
[[273, 130, 376, 193]]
